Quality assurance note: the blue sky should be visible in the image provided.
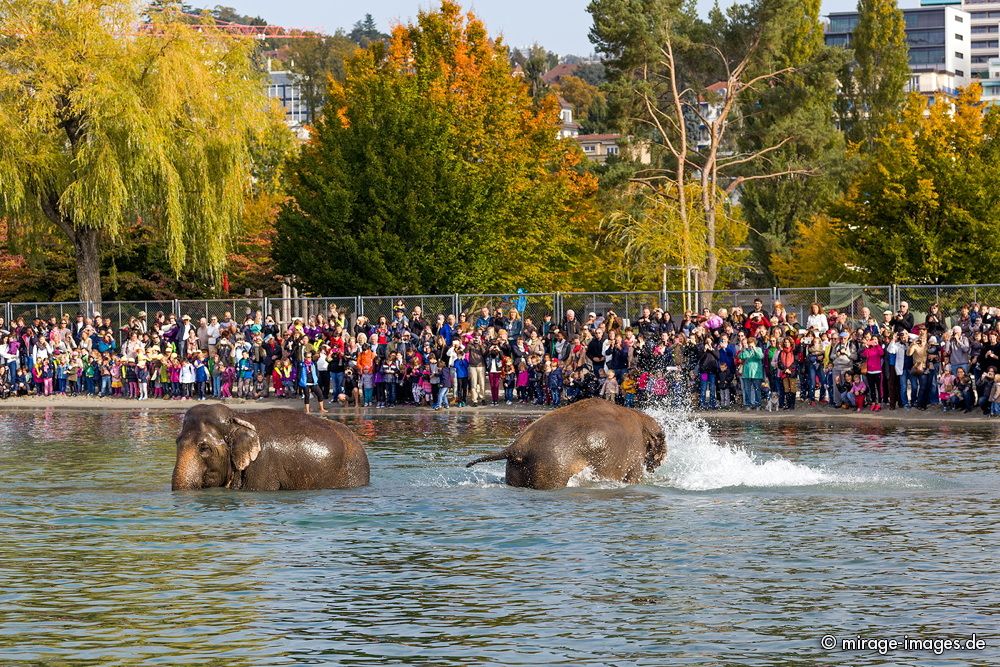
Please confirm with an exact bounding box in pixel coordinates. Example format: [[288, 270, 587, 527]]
[[219, 0, 914, 56]]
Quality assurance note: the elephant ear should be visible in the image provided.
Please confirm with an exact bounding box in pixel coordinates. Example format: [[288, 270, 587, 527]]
[[642, 420, 666, 473], [228, 416, 262, 473]]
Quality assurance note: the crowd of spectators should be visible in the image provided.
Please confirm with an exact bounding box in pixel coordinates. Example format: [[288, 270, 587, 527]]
[[2, 297, 1000, 416]]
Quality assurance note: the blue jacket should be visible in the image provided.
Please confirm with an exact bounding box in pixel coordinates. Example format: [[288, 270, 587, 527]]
[[298, 362, 318, 387], [548, 367, 563, 390]]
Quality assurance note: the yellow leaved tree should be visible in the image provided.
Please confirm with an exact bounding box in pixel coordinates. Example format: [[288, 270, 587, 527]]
[[0, 0, 287, 308]]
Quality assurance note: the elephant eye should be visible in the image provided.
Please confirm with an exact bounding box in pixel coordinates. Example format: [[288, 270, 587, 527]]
[[198, 443, 212, 456]]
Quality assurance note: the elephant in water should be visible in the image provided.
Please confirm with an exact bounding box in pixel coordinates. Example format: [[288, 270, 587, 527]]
[[466, 398, 666, 489], [172, 404, 370, 491]]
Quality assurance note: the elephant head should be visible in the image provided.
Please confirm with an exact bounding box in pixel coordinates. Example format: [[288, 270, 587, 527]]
[[641, 416, 667, 473], [172, 404, 261, 490]]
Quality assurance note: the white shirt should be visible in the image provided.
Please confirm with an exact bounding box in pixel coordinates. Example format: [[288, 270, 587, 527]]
[[806, 314, 829, 333], [886, 341, 906, 375]]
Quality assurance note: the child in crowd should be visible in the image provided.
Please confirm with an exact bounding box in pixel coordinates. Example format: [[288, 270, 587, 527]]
[[503, 360, 516, 405], [180, 357, 195, 399], [237, 351, 253, 398], [601, 368, 619, 402], [252, 372, 268, 400], [221, 363, 236, 398], [137, 361, 149, 400], [193, 353, 208, 400], [547, 360, 563, 407], [110, 358, 123, 397], [718, 361, 736, 408], [125, 360, 139, 399], [66, 358, 80, 396], [515, 361, 529, 403], [621, 372, 638, 408], [850, 375, 868, 412], [361, 365, 375, 407]]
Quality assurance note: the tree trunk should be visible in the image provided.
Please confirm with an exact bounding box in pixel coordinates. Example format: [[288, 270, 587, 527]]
[[74, 227, 102, 314]]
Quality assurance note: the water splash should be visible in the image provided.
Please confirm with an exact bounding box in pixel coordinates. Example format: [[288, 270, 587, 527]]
[[643, 406, 917, 491], [567, 467, 625, 489]]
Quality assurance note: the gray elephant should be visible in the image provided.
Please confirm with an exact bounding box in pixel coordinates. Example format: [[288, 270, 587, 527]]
[[172, 404, 370, 491], [466, 398, 666, 489]]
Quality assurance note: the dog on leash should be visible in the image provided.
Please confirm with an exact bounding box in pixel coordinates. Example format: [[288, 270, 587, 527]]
[[765, 392, 780, 412]]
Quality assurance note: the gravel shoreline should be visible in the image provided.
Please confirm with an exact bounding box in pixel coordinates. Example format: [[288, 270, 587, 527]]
[[3, 395, 998, 425]]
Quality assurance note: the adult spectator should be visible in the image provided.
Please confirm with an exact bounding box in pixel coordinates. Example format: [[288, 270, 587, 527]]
[[466, 334, 487, 406], [562, 309, 582, 340], [892, 302, 915, 334]]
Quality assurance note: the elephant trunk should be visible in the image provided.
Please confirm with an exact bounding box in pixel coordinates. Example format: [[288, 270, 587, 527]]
[[172, 447, 204, 490]]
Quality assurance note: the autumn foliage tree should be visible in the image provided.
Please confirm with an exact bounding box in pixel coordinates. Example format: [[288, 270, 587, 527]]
[[274, 1, 599, 296], [837, 86, 1000, 284], [0, 0, 283, 309]]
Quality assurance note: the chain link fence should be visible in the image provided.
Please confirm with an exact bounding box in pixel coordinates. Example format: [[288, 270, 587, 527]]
[[698, 289, 777, 314], [8, 302, 90, 327], [101, 301, 176, 340], [459, 293, 556, 329], [13, 285, 1000, 338], [896, 284, 1000, 329], [360, 295, 459, 327], [778, 285, 893, 325], [559, 292, 663, 328], [177, 298, 266, 327], [268, 297, 359, 328]]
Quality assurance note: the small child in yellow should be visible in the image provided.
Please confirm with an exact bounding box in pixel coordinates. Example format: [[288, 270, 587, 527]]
[[621, 372, 638, 407]]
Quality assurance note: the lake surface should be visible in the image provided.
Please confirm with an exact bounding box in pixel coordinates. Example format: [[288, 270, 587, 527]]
[[0, 407, 997, 665]]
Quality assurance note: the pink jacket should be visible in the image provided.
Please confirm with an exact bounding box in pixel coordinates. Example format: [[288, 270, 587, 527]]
[[860, 345, 884, 374]]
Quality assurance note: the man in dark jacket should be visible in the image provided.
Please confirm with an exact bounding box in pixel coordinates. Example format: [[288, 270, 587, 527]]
[[561, 310, 582, 341]]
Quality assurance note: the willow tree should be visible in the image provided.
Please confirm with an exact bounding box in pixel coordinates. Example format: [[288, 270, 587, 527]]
[[0, 0, 273, 308]]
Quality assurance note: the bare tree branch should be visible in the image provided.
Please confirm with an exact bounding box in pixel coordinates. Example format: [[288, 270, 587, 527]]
[[716, 136, 794, 171], [723, 168, 816, 196]]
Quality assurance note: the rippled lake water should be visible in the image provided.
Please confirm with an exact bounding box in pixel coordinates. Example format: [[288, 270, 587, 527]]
[[0, 407, 998, 665]]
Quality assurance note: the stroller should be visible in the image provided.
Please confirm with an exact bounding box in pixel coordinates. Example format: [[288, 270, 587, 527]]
[[0, 366, 11, 400]]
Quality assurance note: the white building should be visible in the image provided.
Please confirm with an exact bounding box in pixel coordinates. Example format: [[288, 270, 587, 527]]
[[266, 69, 311, 139], [978, 57, 1000, 102], [557, 97, 580, 139], [826, 4, 971, 92]]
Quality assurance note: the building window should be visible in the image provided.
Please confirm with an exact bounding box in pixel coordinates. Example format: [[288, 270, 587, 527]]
[[956, 70, 964, 77], [828, 16, 859, 33], [583, 145, 594, 152], [955, 15, 963, 24], [973, 25, 999, 34], [904, 12, 945, 30], [909, 47, 946, 65], [972, 55, 990, 63], [972, 40, 1000, 49], [907, 29, 945, 47], [956, 33, 963, 41], [607, 145, 619, 156], [956, 51, 964, 59]]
